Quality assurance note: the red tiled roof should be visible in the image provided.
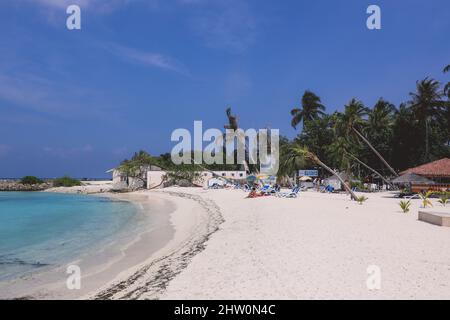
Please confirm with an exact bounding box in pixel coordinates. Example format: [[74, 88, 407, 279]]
[[400, 158, 450, 178]]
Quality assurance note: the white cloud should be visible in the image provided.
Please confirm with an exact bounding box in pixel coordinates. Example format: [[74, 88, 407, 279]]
[[104, 43, 188, 74], [0, 70, 120, 121]]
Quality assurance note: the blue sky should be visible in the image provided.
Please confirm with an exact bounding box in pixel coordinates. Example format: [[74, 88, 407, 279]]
[[0, 0, 449, 178]]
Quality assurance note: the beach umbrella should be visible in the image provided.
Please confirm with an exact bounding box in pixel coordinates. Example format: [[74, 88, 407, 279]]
[[391, 173, 435, 185], [299, 176, 312, 181], [246, 175, 257, 183]]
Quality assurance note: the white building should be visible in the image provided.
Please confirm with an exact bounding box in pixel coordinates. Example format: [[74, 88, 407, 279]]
[[109, 167, 246, 190], [195, 170, 247, 188], [107, 165, 163, 190], [147, 169, 167, 189]]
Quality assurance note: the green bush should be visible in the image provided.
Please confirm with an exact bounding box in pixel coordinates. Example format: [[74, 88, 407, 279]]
[[399, 200, 411, 213], [356, 195, 368, 205], [20, 176, 44, 185], [350, 181, 366, 191], [438, 195, 448, 207], [53, 176, 81, 187]]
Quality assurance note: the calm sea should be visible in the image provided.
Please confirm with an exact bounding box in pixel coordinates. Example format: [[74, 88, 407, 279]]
[[0, 192, 138, 281]]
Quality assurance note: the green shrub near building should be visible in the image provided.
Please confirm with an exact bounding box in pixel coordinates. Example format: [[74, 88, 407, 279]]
[[53, 176, 81, 187]]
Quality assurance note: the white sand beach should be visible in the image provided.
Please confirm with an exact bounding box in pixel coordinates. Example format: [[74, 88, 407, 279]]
[[3, 187, 449, 300], [153, 188, 450, 300], [88, 187, 450, 300]]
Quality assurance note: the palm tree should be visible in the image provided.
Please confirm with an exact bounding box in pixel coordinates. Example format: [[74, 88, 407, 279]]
[[224, 107, 238, 130], [223, 107, 251, 173], [281, 144, 358, 200], [367, 99, 396, 134], [409, 78, 445, 161], [352, 128, 398, 176], [335, 98, 398, 176], [332, 99, 367, 172], [328, 136, 352, 172], [335, 98, 368, 136], [357, 98, 398, 176], [442, 66, 450, 147], [444, 65, 450, 98], [291, 90, 325, 130], [344, 151, 393, 187]]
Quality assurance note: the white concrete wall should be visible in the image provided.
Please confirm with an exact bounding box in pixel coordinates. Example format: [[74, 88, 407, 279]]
[[199, 171, 247, 180], [147, 171, 167, 189]]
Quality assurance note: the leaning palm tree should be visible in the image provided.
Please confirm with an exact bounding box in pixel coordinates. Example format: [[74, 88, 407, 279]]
[[335, 98, 368, 136], [222, 107, 251, 173], [444, 65, 450, 98], [409, 78, 445, 161], [282, 144, 358, 201], [367, 99, 396, 134], [351, 128, 398, 176], [328, 136, 352, 173], [336, 98, 398, 176], [291, 90, 326, 130], [344, 151, 393, 187]]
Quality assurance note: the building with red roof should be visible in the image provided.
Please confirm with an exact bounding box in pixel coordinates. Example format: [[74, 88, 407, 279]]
[[399, 158, 450, 192], [400, 158, 450, 179]]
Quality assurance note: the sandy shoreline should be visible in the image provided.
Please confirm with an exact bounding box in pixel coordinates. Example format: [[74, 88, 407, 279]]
[[86, 190, 223, 299], [158, 188, 450, 300], [2, 186, 450, 299], [0, 189, 218, 299]]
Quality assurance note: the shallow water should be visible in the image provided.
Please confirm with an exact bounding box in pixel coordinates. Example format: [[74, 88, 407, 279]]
[[0, 192, 138, 281]]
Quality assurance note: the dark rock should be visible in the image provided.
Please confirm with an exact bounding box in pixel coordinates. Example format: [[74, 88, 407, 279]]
[[0, 180, 53, 191]]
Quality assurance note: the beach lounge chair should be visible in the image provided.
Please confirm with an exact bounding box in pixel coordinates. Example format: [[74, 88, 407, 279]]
[[277, 186, 300, 198], [285, 186, 300, 198], [260, 184, 275, 196]]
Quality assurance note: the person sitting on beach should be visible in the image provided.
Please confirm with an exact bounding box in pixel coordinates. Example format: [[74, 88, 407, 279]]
[[247, 187, 263, 198]]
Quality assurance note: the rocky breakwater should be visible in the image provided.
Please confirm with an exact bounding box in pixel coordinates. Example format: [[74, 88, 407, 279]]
[[0, 180, 53, 191]]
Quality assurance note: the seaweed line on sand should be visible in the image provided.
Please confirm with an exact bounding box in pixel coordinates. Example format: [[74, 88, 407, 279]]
[[91, 191, 224, 300]]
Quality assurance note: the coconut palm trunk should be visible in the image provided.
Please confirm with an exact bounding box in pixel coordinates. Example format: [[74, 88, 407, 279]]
[[224, 108, 252, 173], [425, 117, 430, 161], [345, 151, 393, 187], [352, 127, 398, 177], [307, 152, 358, 201]]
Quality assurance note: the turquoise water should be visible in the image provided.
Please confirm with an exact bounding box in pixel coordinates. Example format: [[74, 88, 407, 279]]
[[0, 192, 138, 281]]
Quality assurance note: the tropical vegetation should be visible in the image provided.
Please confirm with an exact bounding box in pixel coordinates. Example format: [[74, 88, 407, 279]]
[[53, 176, 81, 187], [20, 176, 44, 185], [119, 64, 449, 197], [399, 200, 411, 213]]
